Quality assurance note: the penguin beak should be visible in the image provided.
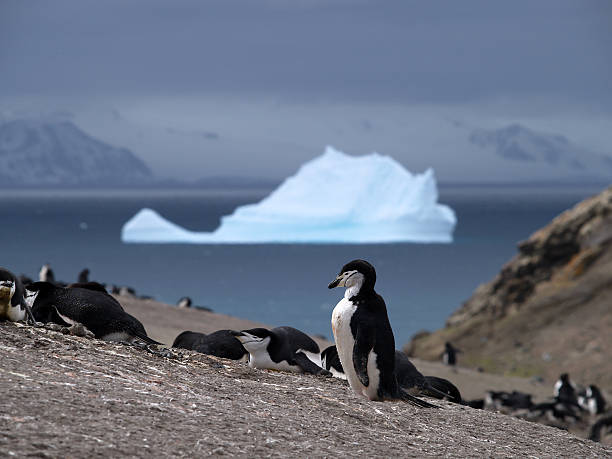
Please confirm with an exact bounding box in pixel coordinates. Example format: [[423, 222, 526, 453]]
[[328, 276, 341, 289]]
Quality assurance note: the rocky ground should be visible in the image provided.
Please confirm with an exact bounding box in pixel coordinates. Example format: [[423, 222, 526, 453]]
[[407, 185, 612, 392], [1, 320, 610, 458]]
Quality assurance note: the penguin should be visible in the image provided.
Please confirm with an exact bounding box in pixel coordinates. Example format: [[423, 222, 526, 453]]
[[39, 263, 55, 283], [0, 267, 36, 323], [321, 344, 461, 403], [554, 373, 579, 406], [177, 297, 192, 308], [172, 330, 248, 361], [77, 268, 90, 283], [442, 342, 460, 366], [232, 326, 331, 376], [321, 345, 347, 380], [328, 259, 435, 407], [25, 281, 159, 344], [578, 385, 606, 415], [589, 414, 612, 443], [394, 350, 462, 403]]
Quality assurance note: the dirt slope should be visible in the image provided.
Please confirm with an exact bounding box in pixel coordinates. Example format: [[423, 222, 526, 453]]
[[407, 186, 612, 392], [1, 321, 609, 458]]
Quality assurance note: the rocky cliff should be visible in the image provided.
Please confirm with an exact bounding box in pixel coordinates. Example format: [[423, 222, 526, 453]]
[[407, 186, 612, 391]]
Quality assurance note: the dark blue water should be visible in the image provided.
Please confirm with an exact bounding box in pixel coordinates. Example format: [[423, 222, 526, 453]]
[[0, 185, 602, 345]]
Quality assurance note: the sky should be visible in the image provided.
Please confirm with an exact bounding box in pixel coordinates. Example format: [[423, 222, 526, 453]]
[[1, 0, 611, 182]]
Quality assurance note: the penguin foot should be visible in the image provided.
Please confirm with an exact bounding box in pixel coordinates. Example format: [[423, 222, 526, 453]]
[[145, 344, 179, 359], [64, 323, 95, 339], [318, 369, 333, 378], [120, 340, 180, 359], [45, 323, 64, 332]]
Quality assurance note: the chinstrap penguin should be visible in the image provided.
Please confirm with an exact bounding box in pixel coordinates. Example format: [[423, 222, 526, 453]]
[[554, 373, 579, 406], [442, 342, 460, 366], [172, 330, 248, 361], [25, 281, 160, 344], [77, 268, 90, 284], [177, 297, 192, 308], [328, 259, 436, 407], [232, 326, 331, 376], [578, 385, 606, 415], [0, 267, 36, 323], [321, 345, 347, 380]]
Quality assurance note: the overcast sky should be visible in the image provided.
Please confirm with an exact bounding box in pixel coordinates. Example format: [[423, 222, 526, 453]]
[[1, 0, 611, 181]]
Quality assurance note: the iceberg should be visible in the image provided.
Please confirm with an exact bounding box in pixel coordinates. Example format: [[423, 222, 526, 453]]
[[121, 147, 456, 244]]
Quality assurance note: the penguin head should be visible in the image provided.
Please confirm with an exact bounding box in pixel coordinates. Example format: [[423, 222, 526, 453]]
[[559, 373, 570, 383], [24, 281, 55, 307], [177, 296, 192, 308], [0, 270, 17, 312], [320, 345, 343, 373], [328, 259, 376, 292], [231, 328, 272, 352]]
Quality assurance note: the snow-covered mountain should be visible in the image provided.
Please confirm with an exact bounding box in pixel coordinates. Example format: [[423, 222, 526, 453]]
[[0, 119, 152, 187], [468, 124, 612, 180]]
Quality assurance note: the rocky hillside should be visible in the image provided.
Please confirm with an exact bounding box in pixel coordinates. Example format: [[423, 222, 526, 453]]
[[1, 321, 609, 458], [407, 186, 612, 392], [0, 119, 152, 187]]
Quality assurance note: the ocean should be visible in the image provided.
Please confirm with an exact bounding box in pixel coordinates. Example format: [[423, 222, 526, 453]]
[[0, 185, 603, 346]]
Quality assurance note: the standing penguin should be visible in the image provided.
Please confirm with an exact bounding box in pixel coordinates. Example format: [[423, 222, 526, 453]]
[[554, 373, 578, 405], [0, 267, 35, 323], [442, 342, 460, 366], [328, 259, 435, 407], [25, 281, 159, 344]]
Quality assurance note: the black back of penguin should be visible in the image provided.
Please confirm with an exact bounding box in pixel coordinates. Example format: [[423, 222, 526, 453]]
[[350, 282, 399, 399], [269, 326, 320, 356], [172, 330, 247, 360], [29, 282, 156, 343]]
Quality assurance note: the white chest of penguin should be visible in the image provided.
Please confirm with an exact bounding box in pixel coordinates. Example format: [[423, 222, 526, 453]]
[[331, 297, 381, 400]]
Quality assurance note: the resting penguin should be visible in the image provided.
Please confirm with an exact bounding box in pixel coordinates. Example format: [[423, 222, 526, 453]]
[[172, 330, 248, 361], [321, 345, 347, 379], [232, 326, 331, 376], [578, 385, 606, 415], [328, 259, 435, 407], [395, 350, 462, 403], [25, 281, 159, 344], [0, 267, 36, 323], [321, 345, 462, 403]]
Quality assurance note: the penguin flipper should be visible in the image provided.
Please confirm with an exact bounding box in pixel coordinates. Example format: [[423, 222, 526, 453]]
[[132, 331, 163, 346], [352, 328, 374, 387], [423, 376, 462, 403], [398, 388, 438, 408], [293, 352, 331, 376]]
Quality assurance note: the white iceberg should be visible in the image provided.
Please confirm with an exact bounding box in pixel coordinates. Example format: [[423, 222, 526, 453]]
[[121, 147, 456, 244]]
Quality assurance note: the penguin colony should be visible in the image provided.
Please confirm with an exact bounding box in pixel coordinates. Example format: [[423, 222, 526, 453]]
[[2, 261, 609, 442]]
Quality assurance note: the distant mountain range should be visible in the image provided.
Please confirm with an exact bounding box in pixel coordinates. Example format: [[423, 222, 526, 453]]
[[0, 118, 609, 188], [469, 124, 612, 178], [0, 119, 152, 187]]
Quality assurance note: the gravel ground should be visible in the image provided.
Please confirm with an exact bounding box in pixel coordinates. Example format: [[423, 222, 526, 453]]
[[1, 321, 610, 458]]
